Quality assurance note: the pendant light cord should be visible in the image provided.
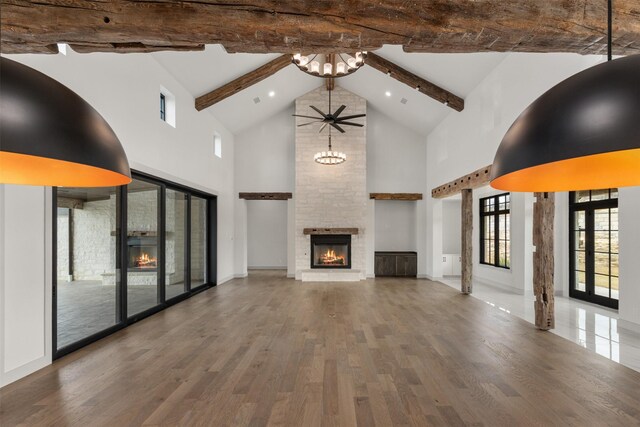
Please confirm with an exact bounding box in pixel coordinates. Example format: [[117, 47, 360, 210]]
[[608, 0, 612, 61]]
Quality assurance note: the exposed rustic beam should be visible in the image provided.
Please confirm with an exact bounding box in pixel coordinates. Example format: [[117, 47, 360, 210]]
[[431, 165, 492, 199], [369, 193, 423, 201], [366, 52, 464, 111], [3, 1, 638, 55], [239, 192, 292, 200], [461, 189, 473, 294], [303, 228, 359, 235], [196, 55, 291, 110], [533, 192, 555, 330]]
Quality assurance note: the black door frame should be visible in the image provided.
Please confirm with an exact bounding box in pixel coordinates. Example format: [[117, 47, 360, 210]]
[[569, 193, 618, 309], [52, 170, 218, 359]]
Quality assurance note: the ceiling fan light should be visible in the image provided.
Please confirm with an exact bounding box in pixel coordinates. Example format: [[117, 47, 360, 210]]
[[0, 57, 131, 187], [490, 55, 640, 192]]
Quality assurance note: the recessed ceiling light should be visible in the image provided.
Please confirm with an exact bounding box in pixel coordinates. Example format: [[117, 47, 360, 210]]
[[385, 91, 391, 97], [253, 97, 261, 104], [400, 98, 408, 105], [268, 91, 275, 97]]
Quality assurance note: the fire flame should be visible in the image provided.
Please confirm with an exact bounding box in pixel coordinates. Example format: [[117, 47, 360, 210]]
[[319, 249, 345, 265], [135, 252, 157, 268]]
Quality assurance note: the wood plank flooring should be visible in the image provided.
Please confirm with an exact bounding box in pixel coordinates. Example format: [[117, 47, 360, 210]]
[[2, 270, 640, 426]]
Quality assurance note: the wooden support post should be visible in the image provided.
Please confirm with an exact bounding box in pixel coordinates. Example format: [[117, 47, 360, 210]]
[[533, 192, 555, 330], [461, 189, 473, 294]]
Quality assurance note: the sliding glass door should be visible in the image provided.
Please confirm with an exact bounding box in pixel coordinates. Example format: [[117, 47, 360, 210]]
[[54, 187, 121, 349], [53, 172, 216, 358], [570, 189, 619, 309], [126, 178, 162, 317]]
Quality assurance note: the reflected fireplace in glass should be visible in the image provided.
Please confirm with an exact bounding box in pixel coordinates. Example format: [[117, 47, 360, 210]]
[[127, 236, 158, 271], [311, 235, 351, 269]]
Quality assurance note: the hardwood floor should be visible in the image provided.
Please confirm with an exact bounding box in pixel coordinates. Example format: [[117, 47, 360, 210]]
[[2, 270, 640, 426]]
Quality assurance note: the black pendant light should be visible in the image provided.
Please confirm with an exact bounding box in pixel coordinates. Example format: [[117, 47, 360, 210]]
[[490, 0, 640, 192], [0, 57, 132, 187]]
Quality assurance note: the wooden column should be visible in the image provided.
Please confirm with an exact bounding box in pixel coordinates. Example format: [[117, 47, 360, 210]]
[[533, 192, 555, 330], [461, 189, 473, 294]]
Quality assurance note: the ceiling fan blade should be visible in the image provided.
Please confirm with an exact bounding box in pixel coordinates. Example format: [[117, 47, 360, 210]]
[[333, 105, 347, 117], [337, 121, 364, 127], [336, 114, 366, 120], [330, 123, 346, 133], [309, 105, 328, 118], [318, 123, 328, 133], [297, 121, 324, 127], [292, 114, 324, 119]]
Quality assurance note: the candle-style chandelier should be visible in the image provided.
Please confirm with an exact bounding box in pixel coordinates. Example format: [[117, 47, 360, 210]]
[[314, 127, 346, 165], [292, 52, 367, 78]]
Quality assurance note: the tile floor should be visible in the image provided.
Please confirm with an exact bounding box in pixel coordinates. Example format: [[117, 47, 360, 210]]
[[439, 276, 640, 373]]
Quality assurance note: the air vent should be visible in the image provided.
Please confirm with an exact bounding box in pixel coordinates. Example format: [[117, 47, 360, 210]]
[[400, 98, 408, 105], [253, 97, 261, 104]]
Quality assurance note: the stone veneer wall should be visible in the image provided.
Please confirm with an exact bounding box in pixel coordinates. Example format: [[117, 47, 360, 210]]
[[295, 86, 367, 279]]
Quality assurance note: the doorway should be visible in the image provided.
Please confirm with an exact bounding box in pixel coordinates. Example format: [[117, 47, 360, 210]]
[[569, 189, 619, 309]]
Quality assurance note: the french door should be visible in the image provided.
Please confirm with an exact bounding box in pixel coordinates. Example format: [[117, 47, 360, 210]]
[[569, 189, 619, 309]]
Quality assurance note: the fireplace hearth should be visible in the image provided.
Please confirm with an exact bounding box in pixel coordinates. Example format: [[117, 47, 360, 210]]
[[310, 235, 351, 269]]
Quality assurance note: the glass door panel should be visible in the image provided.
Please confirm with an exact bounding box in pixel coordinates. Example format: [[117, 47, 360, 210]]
[[55, 187, 120, 350], [127, 179, 161, 316], [191, 196, 208, 288], [570, 191, 618, 309], [166, 189, 188, 300]]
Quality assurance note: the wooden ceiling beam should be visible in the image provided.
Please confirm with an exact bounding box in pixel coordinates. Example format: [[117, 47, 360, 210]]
[[195, 55, 291, 111], [2, 1, 639, 55], [431, 165, 493, 199], [366, 52, 464, 111]]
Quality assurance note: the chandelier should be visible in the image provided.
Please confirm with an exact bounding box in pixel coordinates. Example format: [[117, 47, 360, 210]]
[[314, 128, 346, 165], [292, 52, 367, 78]]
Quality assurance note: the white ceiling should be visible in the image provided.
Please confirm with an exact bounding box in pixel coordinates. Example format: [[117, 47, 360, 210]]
[[152, 45, 506, 136]]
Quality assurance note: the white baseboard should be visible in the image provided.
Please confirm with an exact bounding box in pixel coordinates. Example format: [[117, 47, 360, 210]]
[[1, 356, 50, 388], [417, 274, 429, 279], [618, 319, 640, 336], [217, 273, 247, 285]]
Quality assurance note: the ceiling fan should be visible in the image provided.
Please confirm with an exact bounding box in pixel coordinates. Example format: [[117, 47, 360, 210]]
[[293, 89, 365, 133]]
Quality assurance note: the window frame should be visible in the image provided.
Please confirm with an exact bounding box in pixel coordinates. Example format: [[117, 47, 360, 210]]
[[479, 192, 511, 269], [160, 92, 166, 122]]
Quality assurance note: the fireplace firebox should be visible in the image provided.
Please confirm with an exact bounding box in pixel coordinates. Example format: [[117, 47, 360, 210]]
[[127, 236, 158, 271], [310, 235, 351, 269]]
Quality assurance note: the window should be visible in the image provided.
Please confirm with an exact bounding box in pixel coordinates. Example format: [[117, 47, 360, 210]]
[[480, 193, 510, 268], [160, 93, 166, 121], [570, 188, 618, 309], [214, 132, 222, 158], [159, 86, 176, 127]]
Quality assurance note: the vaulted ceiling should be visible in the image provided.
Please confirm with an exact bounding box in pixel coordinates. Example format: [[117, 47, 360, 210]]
[[2, 1, 639, 55], [152, 45, 505, 135]]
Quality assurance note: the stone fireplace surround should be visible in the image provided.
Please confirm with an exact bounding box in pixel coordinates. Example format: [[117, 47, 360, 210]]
[[294, 87, 367, 281]]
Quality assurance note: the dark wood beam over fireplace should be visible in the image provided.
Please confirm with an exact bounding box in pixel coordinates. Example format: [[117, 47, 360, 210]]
[[2, 1, 639, 55], [239, 192, 292, 200], [370, 193, 423, 201]]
